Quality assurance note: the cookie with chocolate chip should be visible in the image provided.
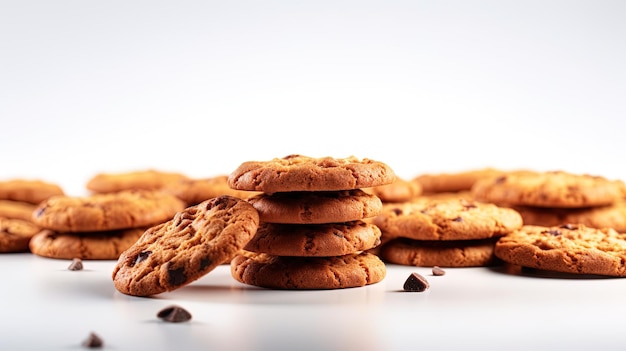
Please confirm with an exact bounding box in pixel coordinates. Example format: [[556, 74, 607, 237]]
[[494, 224, 626, 276], [0, 200, 37, 222], [230, 251, 386, 290], [380, 237, 500, 267], [112, 195, 259, 296], [363, 177, 423, 203], [32, 190, 185, 232], [86, 169, 189, 194], [414, 168, 503, 194], [0, 179, 64, 204], [29, 228, 144, 260], [164, 175, 261, 206], [228, 154, 396, 193], [0, 218, 41, 253], [244, 220, 381, 257]]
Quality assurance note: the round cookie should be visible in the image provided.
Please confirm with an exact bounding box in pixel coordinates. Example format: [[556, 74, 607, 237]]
[[29, 228, 144, 260], [494, 224, 626, 276], [230, 251, 386, 290], [414, 168, 503, 194], [0, 179, 64, 204], [373, 198, 523, 241], [244, 220, 382, 257], [0, 218, 41, 253], [363, 177, 423, 203], [380, 238, 500, 267], [0, 200, 37, 222], [112, 195, 260, 296], [228, 154, 396, 192], [86, 169, 189, 194], [247, 189, 382, 224], [471, 170, 626, 208], [164, 175, 261, 205], [32, 190, 185, 232]]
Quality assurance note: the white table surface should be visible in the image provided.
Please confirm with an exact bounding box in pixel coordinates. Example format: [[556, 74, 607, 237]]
[[3, 252, 626, 351]]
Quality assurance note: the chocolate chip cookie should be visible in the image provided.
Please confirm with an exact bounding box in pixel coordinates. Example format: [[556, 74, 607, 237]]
[[0, 200, 37, 222], [0, 218, 41, 253], [414, 168, 503, 194], [86, 169, 189, 194], [363, 177, 423, 203], [0, 179, 64, 204], [380, 237, 500, 267], [164, 175, 261, 205]]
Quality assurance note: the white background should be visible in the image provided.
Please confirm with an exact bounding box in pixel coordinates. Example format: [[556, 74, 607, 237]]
[[2, 0, 625, 195]]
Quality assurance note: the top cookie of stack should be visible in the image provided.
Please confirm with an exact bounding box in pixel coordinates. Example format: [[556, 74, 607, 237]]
[[228, 154, 396, 290]]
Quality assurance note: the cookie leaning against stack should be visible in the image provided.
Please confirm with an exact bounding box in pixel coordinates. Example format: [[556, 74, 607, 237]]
[[228, 154, 395, 290]]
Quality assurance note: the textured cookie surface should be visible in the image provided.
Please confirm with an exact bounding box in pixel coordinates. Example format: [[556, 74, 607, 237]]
[[247, 189, 382, 224], [112, 196, 259, 296], [0, 200, 37, 222], [414, 168, 503, 194], [373, 198, 523, 241], [0, 179, 64, 204], [244, 220, 381, 256], [29, 228, 144, 260], [228, 154, 396, 192], [230, 251, 386, 290], [380, 238, 499, 267], [363, 177, 422, 203], [471, 170, 625, 208], [86, 169, 189, 193], [32, 190, 185, 232], [0, 218, 41, 253], [495, 224, 626, 276], [165, 175, 260, 205]]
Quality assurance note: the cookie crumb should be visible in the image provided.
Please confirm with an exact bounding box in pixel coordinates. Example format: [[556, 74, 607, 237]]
[[68, 258, 83, 271], [81, 331, 103, 348], [157, 305, 192, 323], [403, 272, 430, 292], [432, 266, 446, 276]]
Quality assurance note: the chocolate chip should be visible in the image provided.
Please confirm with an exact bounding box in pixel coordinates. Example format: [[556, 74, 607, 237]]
[[157, 305, 192, 323], [68, 258, 83, 271], [452, 216, 463, 222], [560, 224, 577, 230], [403, 272, 430, 292], [546, 229, 562, 236], [81, 332, 103, 348], [494, 176, 507, 184], [133, 250, 152, 266], [432, 266, 446, 276], [167, 265, 187, 287]]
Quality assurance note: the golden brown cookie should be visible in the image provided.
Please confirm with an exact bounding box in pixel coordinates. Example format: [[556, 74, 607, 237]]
[[32, 190, 185, 232], [414, 168, 503, 194], [228, 154, 396, 192], [230, 251, 386, 290], [0, 179, 64, 204], [86, 169, 189, 194], [29, 228, 144, 260], [112, 196, 260, 296], [471, 170, 626, 208], [380, 238, 500, 267], [244, 220, 381, 257], [494, 224, 626, 276], [0, 218, 41, 253], [247, 189, 382, 224], [0, 200, 37, 222], [373, 198, 523, 241], [164, 175, 261, 205], [363, 177, 422, 203]]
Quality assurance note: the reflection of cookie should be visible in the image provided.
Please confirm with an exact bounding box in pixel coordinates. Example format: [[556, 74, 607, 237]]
[[29, 228, 144, 260], [494, 224, 626, 276], [228, 154, 396, 192], [32, 190, 185, 232], [165, 175, 260, 205], [0, 179, 64, 204], [513, 202, 626, 233], [244, 220, 381, 257], [230, 251, 386, 290], [414, 168, 502, 194], [0, 200, 37, 222], [381, 238, 499, 267], [374, 198, 523, 241], [363, 178, 422, 203], [248, 189, 382, 224], [86, 169, 189, 193], [0, 218, 41, 253], [112, 196, 259, 296], [471, 170, 625, 208]]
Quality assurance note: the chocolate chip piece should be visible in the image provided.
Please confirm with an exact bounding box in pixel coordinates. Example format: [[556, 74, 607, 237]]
[[403, 272, 430, 292], [81, 332, 103, 348], [68, 258, 83, 271], [157, 305, 192, 323], [133, 250, 152, 266], [451, 216, 463, 222], [432, 266, 446, 276]]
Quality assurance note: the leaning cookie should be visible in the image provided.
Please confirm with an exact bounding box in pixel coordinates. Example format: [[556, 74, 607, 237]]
[[494, 224, 626, 276], [380, 238, 500, 267], [112, 196, 259, 297], [29, 228, 144, 260], [0, 179, 64, 204], [32, 190, 185, 232], [0, 218, 42, 253], [230, 251, 386, 290], [86, 169, 189, 194], [228, 154, 396, 192]]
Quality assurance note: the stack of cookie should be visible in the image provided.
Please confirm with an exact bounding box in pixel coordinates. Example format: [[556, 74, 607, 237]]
[[374, 198, 524, 267], [0, 179, 64, 253], [471, 170, 626, 233], [227, 154, 396, 290]]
